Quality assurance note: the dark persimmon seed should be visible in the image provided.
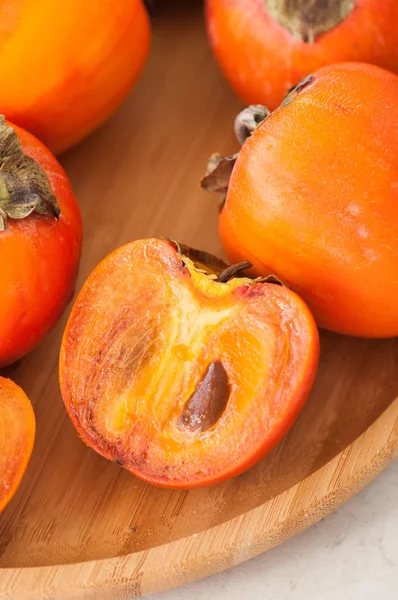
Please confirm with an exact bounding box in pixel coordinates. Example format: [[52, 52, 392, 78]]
[[178, 361, 230, 433], [60, 238, 319, 488]]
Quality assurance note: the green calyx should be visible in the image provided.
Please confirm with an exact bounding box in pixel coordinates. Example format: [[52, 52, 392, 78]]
[[0, 116, 60, 231]]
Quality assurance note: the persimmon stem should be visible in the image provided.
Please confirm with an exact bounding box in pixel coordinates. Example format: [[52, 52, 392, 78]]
[[265, 0, 355, 43], [216, 261, 252, 283], [234, 105, 270, 145]]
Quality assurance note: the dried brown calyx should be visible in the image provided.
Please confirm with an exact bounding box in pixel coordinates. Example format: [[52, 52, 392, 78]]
[[0, 116, 60, 231], [165, 238, 254, 282], [201, 75, 313, 203], [265, 0, 355, 43], [177, 361, 230, 433], [165, 238, 282, 287], [281, 74, 313, 107], [234, 105, 271, 145]]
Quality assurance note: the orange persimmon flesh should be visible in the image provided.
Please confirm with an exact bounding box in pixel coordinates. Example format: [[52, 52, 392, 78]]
[[60, 239, 319, 488], [0, 377, 35, 512]]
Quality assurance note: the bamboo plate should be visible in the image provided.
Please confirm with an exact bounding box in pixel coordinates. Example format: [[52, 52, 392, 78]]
[[0, 3, 397, 599]]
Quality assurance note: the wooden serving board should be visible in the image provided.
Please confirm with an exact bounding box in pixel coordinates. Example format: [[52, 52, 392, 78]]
[[0, 2, 397, 598]]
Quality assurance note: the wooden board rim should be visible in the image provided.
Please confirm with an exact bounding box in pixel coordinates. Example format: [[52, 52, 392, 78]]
[[1, 396, 396, 600]]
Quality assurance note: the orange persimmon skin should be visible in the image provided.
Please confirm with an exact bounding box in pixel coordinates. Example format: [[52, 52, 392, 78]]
[[0, 377, 35, 512], [0, 123, 82, 367], [0, 0, 150, 153], [220, 63, 398, 338], [206, 0, 398, 110], [60, 239, 319, 489]]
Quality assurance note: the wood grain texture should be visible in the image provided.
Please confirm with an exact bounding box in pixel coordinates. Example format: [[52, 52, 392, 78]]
[[0, 2, 397, 598]]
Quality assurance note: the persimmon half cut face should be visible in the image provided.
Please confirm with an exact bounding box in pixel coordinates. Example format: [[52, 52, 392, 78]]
[[0, 377, 35, 512], [60, 239, 319, 488]]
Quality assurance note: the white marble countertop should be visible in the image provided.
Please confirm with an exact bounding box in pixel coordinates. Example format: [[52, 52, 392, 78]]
[[146, 461, 397, 600]]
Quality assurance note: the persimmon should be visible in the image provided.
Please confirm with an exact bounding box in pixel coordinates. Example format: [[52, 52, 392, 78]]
[[0, 377, 35, 512], [202, 62, 398, 338], [60, 238, 319, 489], [206, 0, 398, 110], [0, 0, 150, 153], [0, 117, 82, 367]]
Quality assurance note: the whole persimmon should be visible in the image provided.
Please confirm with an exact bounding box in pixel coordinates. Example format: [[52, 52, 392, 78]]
[[0, 377, 35, 512], [0, 117, 82, 366], [203, 63, 398, 338], [60, 238, 319, 489], [206, 0, 398, 110], [0, 0, 150, 153]]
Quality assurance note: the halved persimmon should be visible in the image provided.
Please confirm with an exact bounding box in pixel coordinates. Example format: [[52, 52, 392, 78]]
[[60, 238, 319, 488], [0, 377, 35, 512]]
